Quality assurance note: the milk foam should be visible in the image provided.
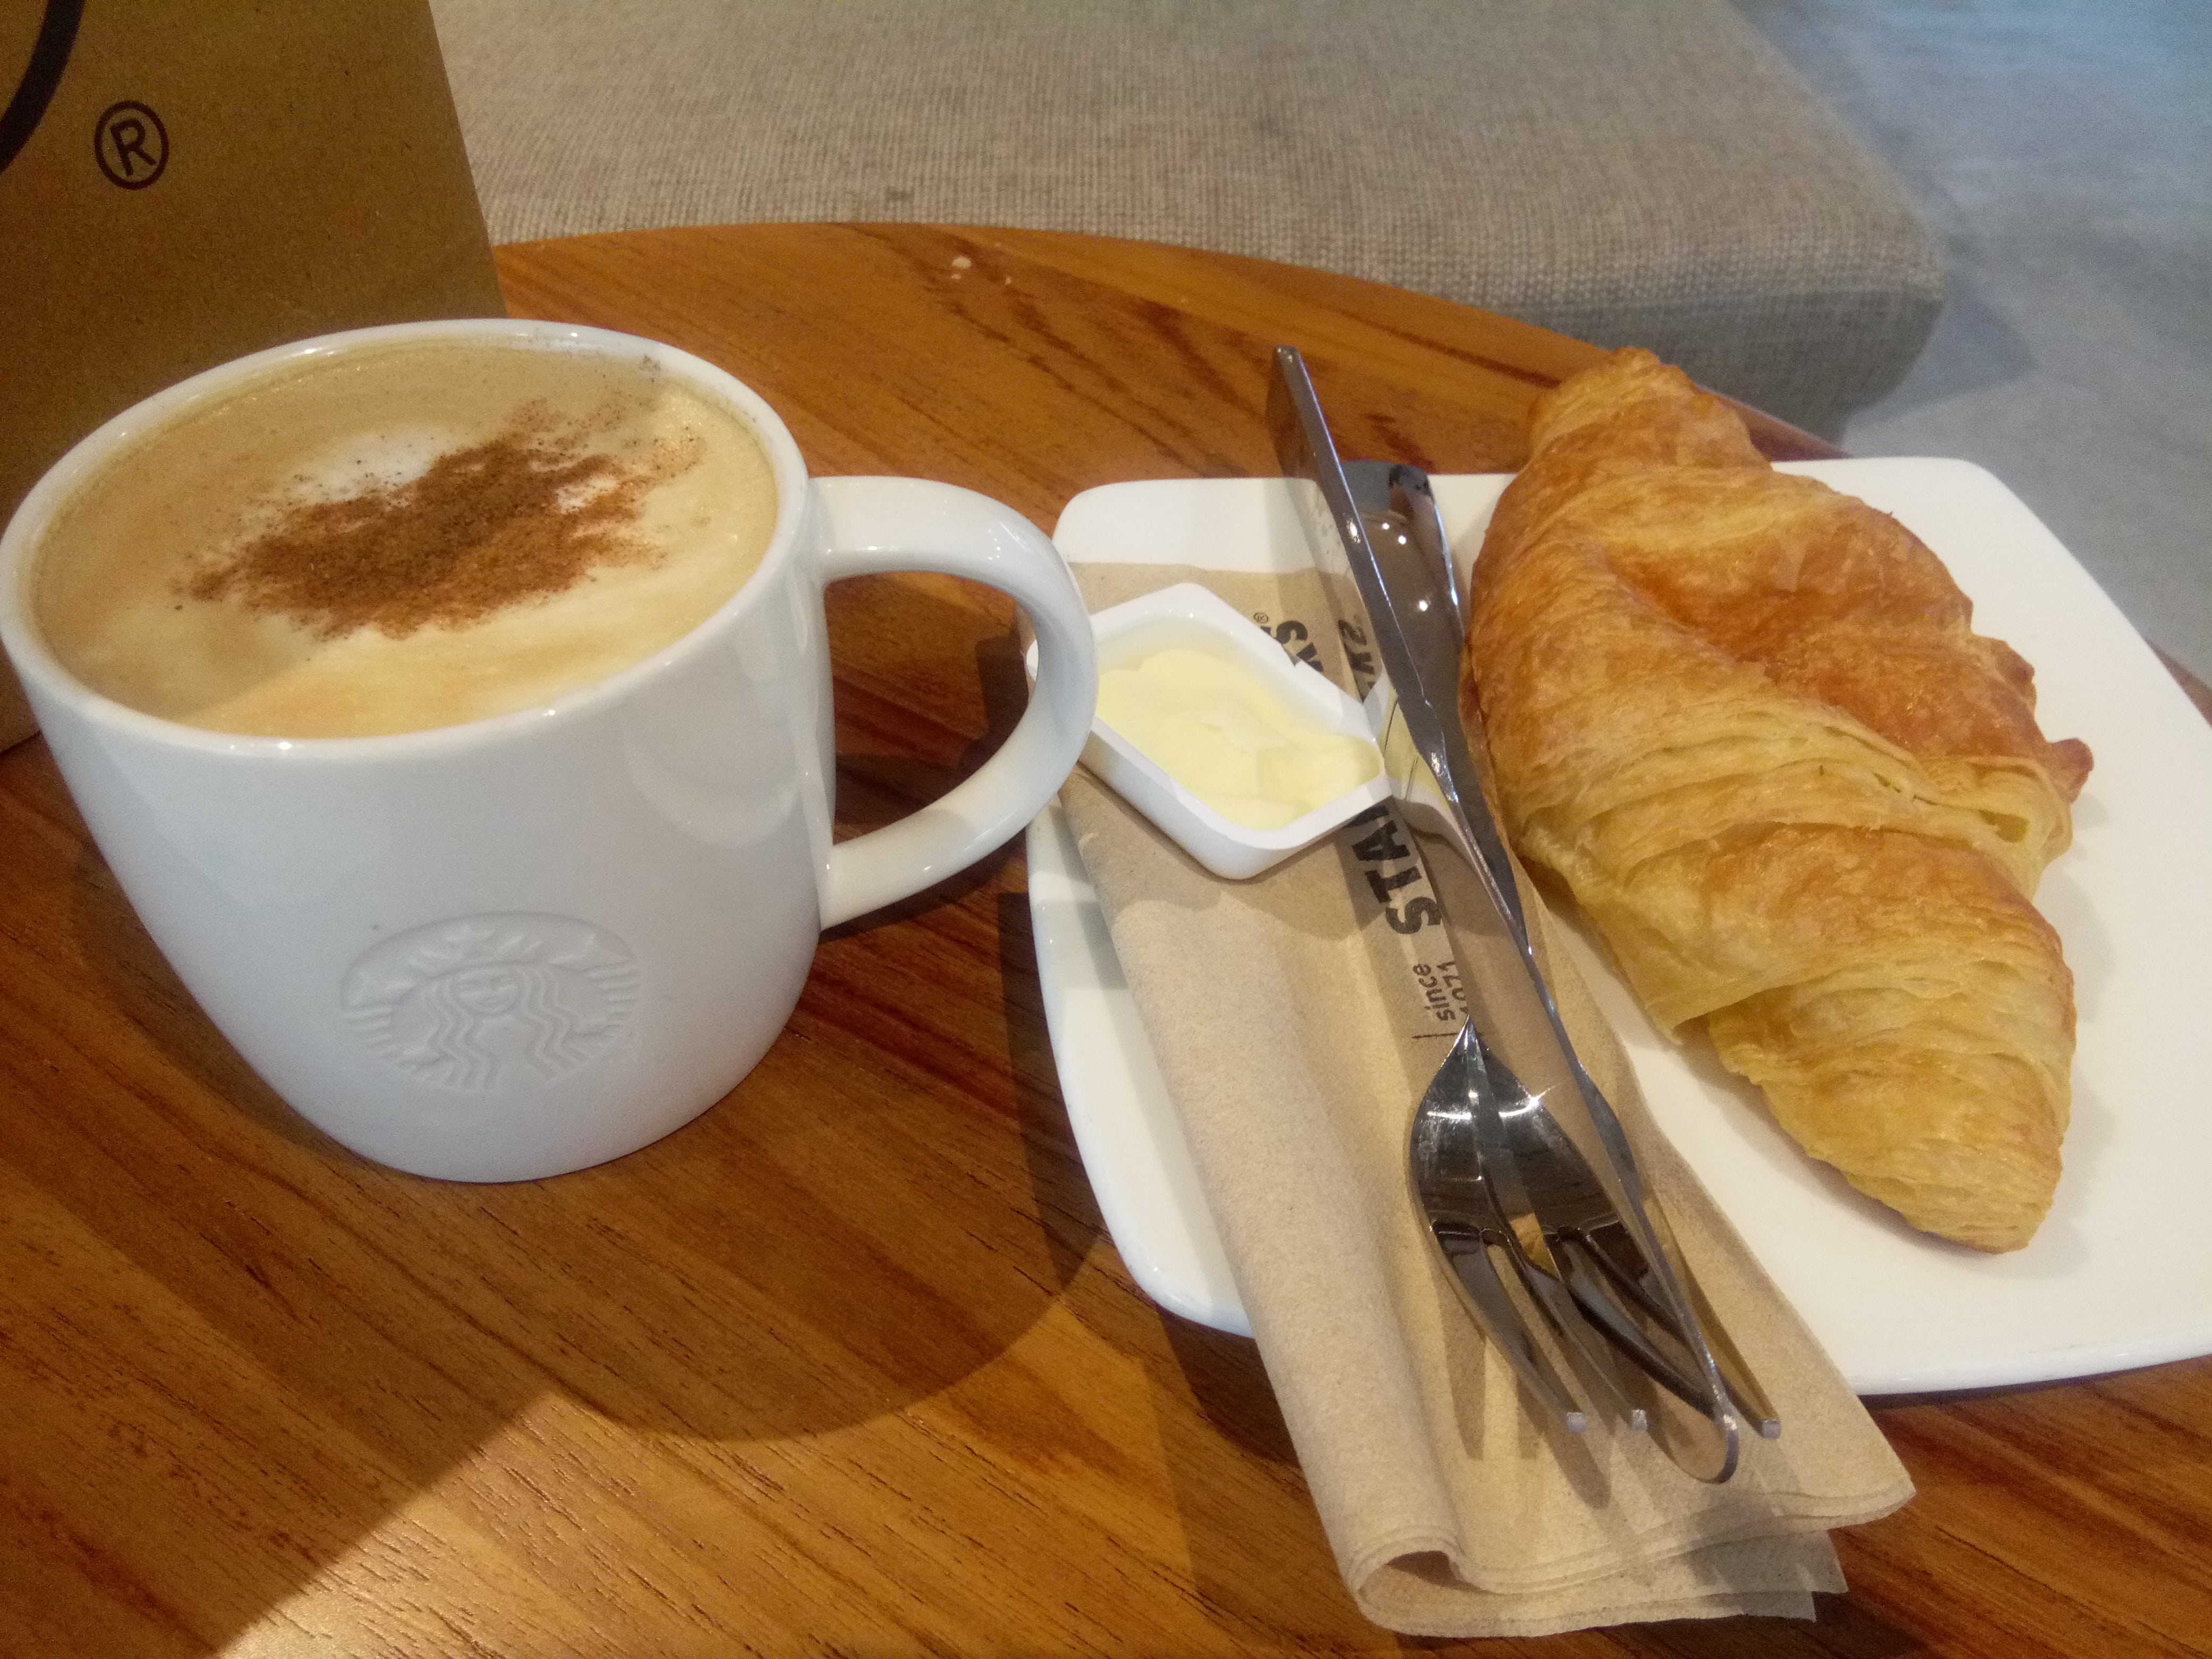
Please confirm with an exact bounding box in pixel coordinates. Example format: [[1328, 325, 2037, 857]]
[[35, 340, 780, 738]]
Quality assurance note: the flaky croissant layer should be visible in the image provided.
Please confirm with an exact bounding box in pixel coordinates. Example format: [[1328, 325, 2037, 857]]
[[1463, 349, 2089, 1252]]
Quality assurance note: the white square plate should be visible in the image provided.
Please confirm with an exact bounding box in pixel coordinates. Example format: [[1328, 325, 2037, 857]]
[[1028, 459, 2212, 1394]]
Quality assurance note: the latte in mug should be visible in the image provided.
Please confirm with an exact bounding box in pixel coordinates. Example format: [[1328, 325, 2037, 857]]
[[0, 317, 1098, 1180], [33, 337, 780, 738]]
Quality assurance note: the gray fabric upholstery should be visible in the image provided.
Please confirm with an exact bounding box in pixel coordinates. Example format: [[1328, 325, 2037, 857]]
[[429, 0, 1943, 436]]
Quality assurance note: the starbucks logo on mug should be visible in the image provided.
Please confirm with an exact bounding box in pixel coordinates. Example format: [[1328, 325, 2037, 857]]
[[342, 914, 641, 1091]]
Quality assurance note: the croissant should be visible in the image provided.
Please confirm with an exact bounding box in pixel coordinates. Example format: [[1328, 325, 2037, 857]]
[[1462, 349, 2091, 1252]]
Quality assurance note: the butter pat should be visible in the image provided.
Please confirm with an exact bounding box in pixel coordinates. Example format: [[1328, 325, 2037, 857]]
[[1034, 581, 1391, 879], [1097, 644, 1381, 829]]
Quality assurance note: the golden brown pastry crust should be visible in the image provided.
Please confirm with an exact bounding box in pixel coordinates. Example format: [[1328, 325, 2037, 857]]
[[1463, 349, 2088, 1252]]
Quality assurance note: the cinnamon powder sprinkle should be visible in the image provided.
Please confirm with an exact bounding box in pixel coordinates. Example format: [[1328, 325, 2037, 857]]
[[186, 418, 681, 638]]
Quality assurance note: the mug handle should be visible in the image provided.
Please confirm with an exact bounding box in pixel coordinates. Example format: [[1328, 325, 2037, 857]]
[[811, 476, 1097, 928]]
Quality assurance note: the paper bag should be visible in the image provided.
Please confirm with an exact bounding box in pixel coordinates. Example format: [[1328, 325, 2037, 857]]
[[0, 0, 507, 749]]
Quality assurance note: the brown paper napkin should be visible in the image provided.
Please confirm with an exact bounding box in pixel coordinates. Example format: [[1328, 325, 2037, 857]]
[[1058, 563, 1912, 1639]]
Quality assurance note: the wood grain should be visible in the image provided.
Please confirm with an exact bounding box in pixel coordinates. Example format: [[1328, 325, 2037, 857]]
[[2, 224, 2206, 1658]]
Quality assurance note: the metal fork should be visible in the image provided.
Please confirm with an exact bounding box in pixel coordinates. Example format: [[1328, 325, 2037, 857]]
[[1475, 1028, 1779, 1454], [1411, 1020, 1758, 1480], [1410, 1020, 1594, 1434]]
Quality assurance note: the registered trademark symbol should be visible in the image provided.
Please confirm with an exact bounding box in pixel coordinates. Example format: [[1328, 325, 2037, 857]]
[[94, 99, 167, 189]]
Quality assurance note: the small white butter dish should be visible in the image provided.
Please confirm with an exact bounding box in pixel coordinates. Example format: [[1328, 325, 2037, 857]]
[[1038, 582, 1389, 880]]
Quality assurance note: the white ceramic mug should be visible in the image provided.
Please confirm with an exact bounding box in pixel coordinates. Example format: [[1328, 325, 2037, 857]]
[[0, 320, 1097, 1180]]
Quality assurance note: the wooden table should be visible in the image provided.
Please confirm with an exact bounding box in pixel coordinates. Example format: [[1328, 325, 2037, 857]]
[[3, 224, 2207, 1658]]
